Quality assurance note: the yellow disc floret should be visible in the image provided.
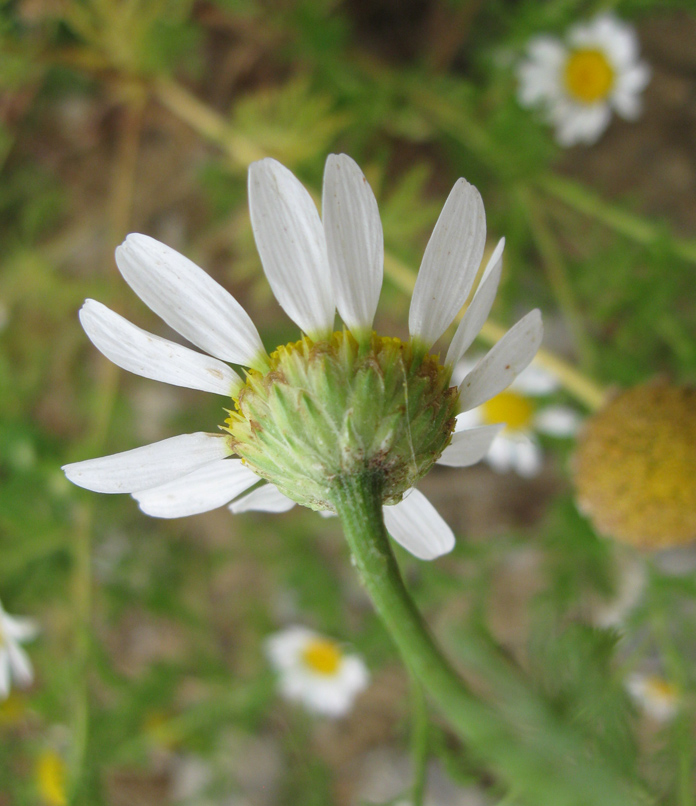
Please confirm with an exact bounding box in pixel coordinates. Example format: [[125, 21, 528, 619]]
[[302, 638, 342, 675], [564, 48, 614, 104], [223, 331, 458, 511], [482, 391, 534, 432], [573, 383, 696, 549]]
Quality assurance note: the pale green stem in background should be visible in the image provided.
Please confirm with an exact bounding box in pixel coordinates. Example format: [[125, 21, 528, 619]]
[[409, 675, 429, 806], [331, 472, 643, 806], [518, 185, 595, 372]]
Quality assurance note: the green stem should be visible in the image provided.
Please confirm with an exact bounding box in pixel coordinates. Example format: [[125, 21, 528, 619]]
[[409, 675, 429, 806], [331, 472, 644, 806]]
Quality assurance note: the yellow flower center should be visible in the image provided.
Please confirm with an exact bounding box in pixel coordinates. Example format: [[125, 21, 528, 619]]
[[564, 48, 614, 103], [36, 750, 67, 806], [573, 383, 696, 549], [302, 638, 342, 675], [645, 676, 678, 703], [481, 391, 534, 431]]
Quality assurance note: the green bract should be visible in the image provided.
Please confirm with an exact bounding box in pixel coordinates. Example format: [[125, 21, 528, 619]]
[[224, 331, 458, 511]]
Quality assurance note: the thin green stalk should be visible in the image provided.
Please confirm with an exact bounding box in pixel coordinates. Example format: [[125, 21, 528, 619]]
[[536, 174, 696, 266], [518, 186, 595, 371], [409, 675, 429, 806], [331, 472, 644, 806]]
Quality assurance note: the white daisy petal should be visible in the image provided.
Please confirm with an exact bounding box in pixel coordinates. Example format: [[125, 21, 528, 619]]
[[382, 490, 455, 560], [2, 615, 39, 643], [79, 300, 242, 396], [0, 652, 10, 699], [486, 435, 515, 473], [445, 237, 505, 367], [116, 234, 266, 370], [459, 309, 543, 411], [63, 433, 232, 494], [248, 158, 335, 339], [323, 154, 383, 335], [514, 439, 544, 478], [510, 362, 559, 396], [6, 643, 33, 687], [534, 405, 581, 437], [437, 424, 504, 467], [409, 178, 486, 349], [133, 458, 259, 518], [229, 483, 297, 514], [453, 408, 483, 431]]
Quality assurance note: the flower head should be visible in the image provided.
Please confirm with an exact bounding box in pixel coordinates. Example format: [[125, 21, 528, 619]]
[[0, 599, 38, 700], [63, 155, 542, 560], [573, 382, 696, 549], [517, 14, 651, 146], [626, 673, 679, 723], [265, 626, 368, 717], [452, 361, 580, 477]]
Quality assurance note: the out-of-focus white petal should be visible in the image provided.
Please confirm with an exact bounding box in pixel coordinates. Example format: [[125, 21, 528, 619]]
[[115, 234, 266, 370], [133, 458, 259, 518], [486, 436, 515, 473], [6, 643, 33, 687], [248, 158, 335, 339], [0, 652, 10, 699], [382, 490, 455, 560], [2, 615, 38, 643], [437, 424, 504, 467], [510, 362, 559, 396], [534, 405, 581, 437], [323, 154, 383, 334], [445, 237, 505, 367], [453, 408, 483, 431], [229, 483, 297, 514], [409, 178, 486, 350], [514, 439, 544, 478], [79, 300, 242, 396], [63, 433, 232, 494], [459, 310, 543, 411]]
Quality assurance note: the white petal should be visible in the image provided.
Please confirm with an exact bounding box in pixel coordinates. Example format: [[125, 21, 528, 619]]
[[534, 406, 581, 437], [382, 490, 455, 560], [453, 408, 483, 431], [445, 238, 505, 366], [2, 615, 38, 643], [437, 424, 504, 467], [133, 458, 258, 518], [510, 362, 559, 396], [323, 154, 383, 335], [513, 439, 544, 478], [486, 435, 515, 473], [79, 300, 241, 396], [229, 483, 296, 514], [63, 433, 232, 494], [409, 178, 486, 349], [6, 643, 33, 687], [116, 234, 266, 369], [459, 310, 543, 411], [0, 651, 10, 699], [248, 159, 335, 339]]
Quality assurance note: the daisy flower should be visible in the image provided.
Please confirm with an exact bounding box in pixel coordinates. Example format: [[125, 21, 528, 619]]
[[265, 626, 368, 717], [626, 673, 679, 723], [452, 360, 580, 477], [63, 154, 542, 560], [0, 599, 38, 700], [517, 13, 651, 146]]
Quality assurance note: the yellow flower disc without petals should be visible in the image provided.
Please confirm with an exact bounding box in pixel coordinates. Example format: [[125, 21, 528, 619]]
[[573, 383, 696, 549], [482, 391, 534, 431], [564, 48, 615, 104], [302, 639, 342, 675]]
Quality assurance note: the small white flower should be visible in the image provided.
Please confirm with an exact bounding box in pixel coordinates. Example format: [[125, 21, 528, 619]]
[[0, 600, 38, 700], [452, 360, 581, 478], [517, 14, 651, 146], [63, 155, 543, 561], [265, 626, 369, 717], [626, 673, 679, 723]]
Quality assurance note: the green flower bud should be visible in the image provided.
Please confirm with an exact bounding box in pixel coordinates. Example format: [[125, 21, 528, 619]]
[[224, 331, 458, 511]]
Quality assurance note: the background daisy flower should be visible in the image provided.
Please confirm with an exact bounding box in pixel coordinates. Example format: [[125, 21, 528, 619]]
[[63, 155, 542, 561], [265, 626, 369, 717], [0, 599, 38, 700], [626, 673, 679, 723], [452, 360, 581, 477], [517, 13, 651, 146]]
